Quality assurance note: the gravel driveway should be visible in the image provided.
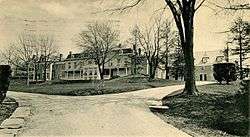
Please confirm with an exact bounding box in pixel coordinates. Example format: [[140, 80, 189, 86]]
[[7, 82, 212, 137]]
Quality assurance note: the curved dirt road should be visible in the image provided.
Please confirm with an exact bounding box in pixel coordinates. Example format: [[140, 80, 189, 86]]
[[7, 82, 212, 137]]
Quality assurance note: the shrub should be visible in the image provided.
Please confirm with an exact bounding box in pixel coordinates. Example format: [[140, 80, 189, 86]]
[[0, 65, 12, 103], [51, 79, 92, 84], [110, 75, 120, 80], [238, 79, 250, 94], [213, 63, 237, 84]]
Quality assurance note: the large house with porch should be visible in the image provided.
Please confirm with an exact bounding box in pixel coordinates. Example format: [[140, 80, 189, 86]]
[[29, 48, 248, 82], [31, 47, 148, 81]]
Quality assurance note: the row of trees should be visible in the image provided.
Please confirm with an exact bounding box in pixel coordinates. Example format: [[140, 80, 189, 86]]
[[1, 33, 58, 85], [106, 0, 250, 95], [2, 20, 184, 85]]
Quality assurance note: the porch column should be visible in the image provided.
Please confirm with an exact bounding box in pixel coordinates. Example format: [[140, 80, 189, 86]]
[[49, 63, 53, 80], [146, 60, 149, 75], [117, 68, 120, 76], [33, 70, 35, 81], [125, 67, 128, 75], [80, 69, 82, 79], [109, 68, 111, 79]]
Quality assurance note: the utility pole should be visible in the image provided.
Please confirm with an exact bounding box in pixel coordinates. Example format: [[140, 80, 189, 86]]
[[225, 43, 230, 62]]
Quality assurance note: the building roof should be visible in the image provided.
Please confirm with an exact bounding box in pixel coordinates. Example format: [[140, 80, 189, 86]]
[[65, 48, 134, 61], [194, 50, 226, 66]]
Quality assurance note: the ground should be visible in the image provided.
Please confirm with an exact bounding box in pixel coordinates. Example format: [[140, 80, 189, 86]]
[[156, 81, 249, 137], [0, 97, 18, 124], [9, 75, 184, 96], [7, 82, 212, 137]]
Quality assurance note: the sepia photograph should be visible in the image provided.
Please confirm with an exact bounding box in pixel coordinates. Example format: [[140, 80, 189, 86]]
[[0, 0, 249, 137]]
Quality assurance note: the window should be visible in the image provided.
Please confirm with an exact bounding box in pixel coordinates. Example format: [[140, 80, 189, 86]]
[[94, 70, 97, 75], [201, 66, 205, 71], [109, 62, 113, 66], [88, 60, 92, 65], [74, 62, 77, 69], [80, 61, 84, 68], [84, 70, 87, 76], [62, 64, 65, 70], [200, 74, 203, 81], [89, 70, 93, 75], [81, 70, 84, 78], [75, 71, 80, 78], [68, 62, 71, 69], [216, 56, 223, 63], [103, 69, 110, 75], [117, 59, 121, 64], [204, 74, 207, 81], [124, 58, 129, 66]]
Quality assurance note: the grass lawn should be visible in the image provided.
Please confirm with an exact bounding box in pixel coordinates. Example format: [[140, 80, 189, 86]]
[[9, 75, 184, 96], [0, 97, 18, 124], [154, 81, 249, 137]]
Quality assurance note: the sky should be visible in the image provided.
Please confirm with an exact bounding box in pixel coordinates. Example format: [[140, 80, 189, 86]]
[[0, 0, 249, 57]]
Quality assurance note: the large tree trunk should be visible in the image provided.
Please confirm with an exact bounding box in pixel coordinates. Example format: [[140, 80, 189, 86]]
[[98, 64, 104, 80], [183, 45, 197, 95], [148, 62, 154, 81], [148, 59, 158, 81], [101, 63, 106, 80], [182, 11, 198, 95], [174, 69, 178, 80]]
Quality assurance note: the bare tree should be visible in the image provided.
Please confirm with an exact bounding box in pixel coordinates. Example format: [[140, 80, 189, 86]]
[[77, 21, 119, 80], [1, 44, 21, 66], [159, 20, 173, 79], [1, 44, 26, 78], [128, 25, 142, 76], [2, 33, 58, 85], [134, 19, 164, 81], [170, 32, 185, 80], [14, 33, 37, 86], [37, 34, 58, 81]]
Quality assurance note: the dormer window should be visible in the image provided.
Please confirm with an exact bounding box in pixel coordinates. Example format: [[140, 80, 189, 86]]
[[216, 56, 224, 63], [68, 62, 71, 69], [202, 57, 209, 64], [88, 60, 92, 65]]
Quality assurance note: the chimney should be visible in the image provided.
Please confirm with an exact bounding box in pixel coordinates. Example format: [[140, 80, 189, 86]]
[[138, 48, 141, 56], [59, 54, 63, 61], [118, 43, 122, 48], [40, 54, 45, 61], [133, 44, 137, 55], [69, 51, 72, 58]]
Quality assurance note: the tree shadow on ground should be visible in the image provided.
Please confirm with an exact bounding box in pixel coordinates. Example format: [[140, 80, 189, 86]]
[[162, 90, 249, 136]]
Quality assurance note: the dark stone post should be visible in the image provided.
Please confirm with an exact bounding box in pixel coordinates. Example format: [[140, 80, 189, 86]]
[[0, 65, 12, 103]]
